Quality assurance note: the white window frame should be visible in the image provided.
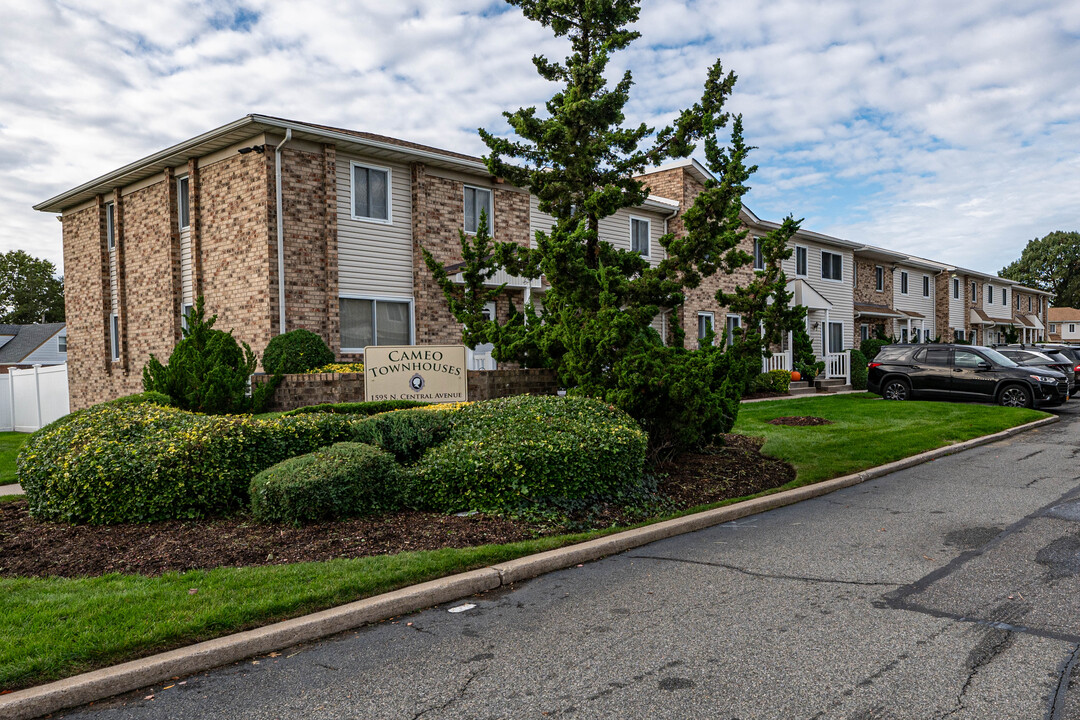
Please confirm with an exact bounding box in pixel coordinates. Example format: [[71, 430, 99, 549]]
[[987, 284, 994, 304], [952, 278, 959, 299], [900, 271, 909, 295], [1002, 288, 1007, 306], [106, 202, 116, 250], [697, 312, 714, 345], [1071, 324, 1076, 334], [922, 275, 930, 297], [58, 333, 67, 353], [860, 324, 869, 342], [955, 328, 965, 342], [463, 184, 493, 235], [826, 321, 845, 354], [629, 215, 651, 258], [180, 303, 194, 331], [725, 313, 742, 347], [109, 313, 120, 362], [752, 237, 764, 270], [177, 175, 190, 230], [971, 281, 977, 304], [875, 265, 884, 292], [1028, 296, 1032, 312], [795, 245, 808, 277], [820, 250, 843, 282], [350, 161, 393, 224], [338, 295, 416, 353]]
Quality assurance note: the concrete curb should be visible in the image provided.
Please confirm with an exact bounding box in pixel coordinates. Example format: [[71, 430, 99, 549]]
[[0, 414, 1059, 720]]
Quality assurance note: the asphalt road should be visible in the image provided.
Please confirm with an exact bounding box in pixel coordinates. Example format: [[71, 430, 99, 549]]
[[62, 402, 1080, 720]]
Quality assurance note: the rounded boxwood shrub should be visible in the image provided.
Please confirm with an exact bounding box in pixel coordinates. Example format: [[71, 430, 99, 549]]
[[18, 404, 357, 524], [410, 395, 647, 514], [285, 400, 429, 417], [749, 369, 791, 394], [250, 442, 403, 525], [262, 329, 335, 375], [349, 408, 457, 463], [849, 349, 869, 390]]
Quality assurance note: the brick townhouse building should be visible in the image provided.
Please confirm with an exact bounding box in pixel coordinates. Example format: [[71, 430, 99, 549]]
[[35, 115, 1050, 410]]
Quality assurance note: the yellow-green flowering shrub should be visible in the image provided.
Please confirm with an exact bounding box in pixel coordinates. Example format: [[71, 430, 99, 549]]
[[285, 400, 428, 417], [305, 362, 365, 374], [250, 442, 403, 525], [410, 395, 647, 514], [18, 403, 356, 524]]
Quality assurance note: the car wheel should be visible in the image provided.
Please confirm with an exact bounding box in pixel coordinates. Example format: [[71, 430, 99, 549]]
[[882, 378, 910, 401], [998, 384, 1032, 408]]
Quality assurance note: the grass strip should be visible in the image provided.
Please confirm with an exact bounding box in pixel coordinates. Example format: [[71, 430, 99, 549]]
[[1, 394, 1048, 691], [0, 432, 28, 485], [732, 393, 1048, 486]]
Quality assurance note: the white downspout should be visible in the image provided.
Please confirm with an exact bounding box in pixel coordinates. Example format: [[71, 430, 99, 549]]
[[275, 129, 292, 335]]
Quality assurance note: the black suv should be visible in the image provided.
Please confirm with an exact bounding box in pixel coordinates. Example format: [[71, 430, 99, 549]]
[[994, 345, 1077, 395], [867, 344, 1068, 408]]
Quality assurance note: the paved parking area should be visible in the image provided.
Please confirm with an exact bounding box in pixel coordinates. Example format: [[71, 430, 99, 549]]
[[60, 403, 1080, 719]]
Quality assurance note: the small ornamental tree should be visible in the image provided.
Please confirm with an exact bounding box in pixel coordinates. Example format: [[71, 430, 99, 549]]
[[263, 329, 335, 375], [422, 0, 805, 454], [142, 297, 258, 414], [1001, 324, 1020, 344]]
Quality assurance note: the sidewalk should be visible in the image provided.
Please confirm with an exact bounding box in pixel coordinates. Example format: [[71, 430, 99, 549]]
[[0, 483, 23, 496], [742, 389, 866, 403]]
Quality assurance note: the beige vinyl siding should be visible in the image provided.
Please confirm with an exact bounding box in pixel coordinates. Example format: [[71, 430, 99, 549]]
[[180, 227, 193, 306], [528, 196, 667, 264], [780, 240, 855, 356], [336, 152, 413, 299], [949, 276, 966, 330], [893, 266, 936, 339], [983, 281, 1012, 322]]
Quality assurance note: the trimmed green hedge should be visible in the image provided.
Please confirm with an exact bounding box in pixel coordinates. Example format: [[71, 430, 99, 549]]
[[262, 329, 335, 375], [860, 338, 890, 360], [250, 442, 402, 525], [411, 395, 647, 514], [19, 405, 355, 524], [850, 349, 869, 390], [350, 408, 456, 463], [285, 400, 430, 417], [749, 369, 791, 394]]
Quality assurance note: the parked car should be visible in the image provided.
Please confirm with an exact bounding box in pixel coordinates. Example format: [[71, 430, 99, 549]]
[[1037, 344, 1080, 393], [994, 346, 1076, 395], [866, 344, 1068, 408]]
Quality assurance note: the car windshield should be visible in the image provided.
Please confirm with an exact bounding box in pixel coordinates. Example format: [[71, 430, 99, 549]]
[[981, 348, 1018, 367]]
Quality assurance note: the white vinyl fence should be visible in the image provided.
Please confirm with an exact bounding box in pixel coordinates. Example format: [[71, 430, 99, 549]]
[[0, 364, 70, 433]]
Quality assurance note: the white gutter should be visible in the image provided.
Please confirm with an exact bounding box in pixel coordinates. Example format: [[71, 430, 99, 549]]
[[275, 129, 291, 335]]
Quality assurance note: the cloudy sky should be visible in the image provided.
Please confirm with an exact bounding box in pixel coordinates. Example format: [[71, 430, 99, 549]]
[[3, 0, 1078, 276]]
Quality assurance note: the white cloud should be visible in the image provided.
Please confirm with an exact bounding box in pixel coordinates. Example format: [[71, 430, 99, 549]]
[[1, 0, 1078, 280]]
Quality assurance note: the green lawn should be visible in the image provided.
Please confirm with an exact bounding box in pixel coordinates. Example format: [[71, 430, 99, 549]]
[[732, 393, 1049, 486], [0, 432, 28, 485], [0, 394, 1049, 691]]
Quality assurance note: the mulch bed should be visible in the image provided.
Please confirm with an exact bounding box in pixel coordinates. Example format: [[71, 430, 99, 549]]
[[742, 391, 789, 400], [0, 435, 794, 579], [768, 416, 833, 427]]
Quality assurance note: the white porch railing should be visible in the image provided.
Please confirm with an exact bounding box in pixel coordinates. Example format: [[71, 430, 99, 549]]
[[762, 350, 793, 374], [826, 351, 850, 384]]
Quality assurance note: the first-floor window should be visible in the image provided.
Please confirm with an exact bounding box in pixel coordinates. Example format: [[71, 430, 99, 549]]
[[340, 298, 412, 350], [110, 314, 120, 361], [827, 322, 843, 353], [725, 314, 741, 347], [955, 329, 965, 341], [860, 324, 869, 341], [697, 312, 714, 346], [181, 303, 194, 331], [900, 327, 908, 343]]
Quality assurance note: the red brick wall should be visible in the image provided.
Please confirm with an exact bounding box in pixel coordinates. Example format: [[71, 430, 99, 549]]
[[198, 151, 275, 358], [61, 203, 111, 410], [411, 164, 531, 346]]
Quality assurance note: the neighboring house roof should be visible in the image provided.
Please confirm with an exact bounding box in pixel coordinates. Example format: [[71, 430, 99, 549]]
[[1048, 307, 1080, 323], [0, 323, 65, 364], [854, 303, 902, 318], [898, 309, 925, 319]]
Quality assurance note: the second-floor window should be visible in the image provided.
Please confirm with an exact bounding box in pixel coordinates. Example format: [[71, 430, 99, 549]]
[[752, 238, 764, 270], [464, 185, 492, 234], [821, 251, 842, 281], [900, 271, 909, 295], [177, 176, 190, 229], [796, 246, 807, 276], [953, 278, 959, 299], [1001, 288, 1007, 306], [875, 266, 884, 292], [1028, 296, 1032, 312], [352, 163, 390, 222], [110, 314, 120, 362], [58, 334, 67, 353], [971, 281, 977, 304], [987, 284, 994, 304], [106, 202, 116, 250], [922, 275, 930, 297], [630, 217, 650, 256]]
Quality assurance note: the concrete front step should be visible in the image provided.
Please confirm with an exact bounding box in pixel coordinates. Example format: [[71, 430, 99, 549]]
[[788, 386, 818, 396], [815, 378, 847, 388], [816, 384, 853, 393], [789, 381, 810, 390]]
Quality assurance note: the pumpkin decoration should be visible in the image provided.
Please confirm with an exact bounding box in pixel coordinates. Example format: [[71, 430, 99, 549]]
[[790, 370, 801, 382]]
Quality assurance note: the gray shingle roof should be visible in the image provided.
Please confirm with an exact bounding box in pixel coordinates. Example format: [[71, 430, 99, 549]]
[[0, 323, 66, 363]]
